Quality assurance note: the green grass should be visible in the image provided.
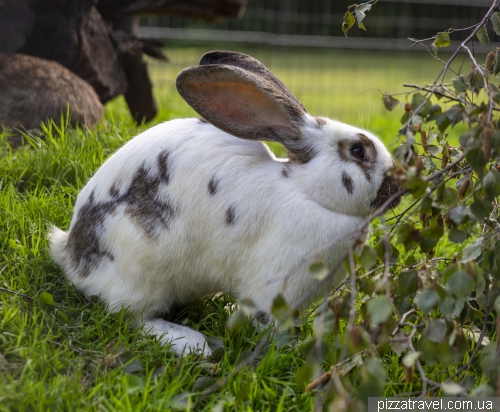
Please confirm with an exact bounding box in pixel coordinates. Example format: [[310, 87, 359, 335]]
[[0, 48, 481, 411]]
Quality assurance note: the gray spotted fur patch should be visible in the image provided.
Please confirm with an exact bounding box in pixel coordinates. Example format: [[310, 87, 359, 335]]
[[67, 160, 177, 277], [123, 166, 176, 238], [157, 150, 170, 184], [255, 310, 271, 326], [65, 191, 116, 278], [225, 206, 236, 225], [208, 177, 219, 195], [341, 172, 354, 194]]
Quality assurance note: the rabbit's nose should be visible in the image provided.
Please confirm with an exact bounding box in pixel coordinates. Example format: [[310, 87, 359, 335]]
[[370, 174, 402, 210]]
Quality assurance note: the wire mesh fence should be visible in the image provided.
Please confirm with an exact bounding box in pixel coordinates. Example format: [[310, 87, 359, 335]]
[[140, 0, 496, 130]]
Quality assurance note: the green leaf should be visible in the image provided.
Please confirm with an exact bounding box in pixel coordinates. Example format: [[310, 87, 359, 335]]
[[419, 234, 439, 254], [491, 12, 500, 35], [397, 223, 419, 252], [426, 145, 442, 156], [451, 76, 467, 93], [294, 364, 312, 386], [476, 26, 490, 44], [206, 336, 225, 360], [367, 296, 392, 325], [355, 9, 367, 30], [494, 52, 500, 76], [467, 68, 487, 94], [442, 187, 458, 206], [434, 32, 451, 47], [431, 42, 438, 56], [310, 261, 329, 280], [423, 156, 436, 173], [415, 289, 440, 314], [357, 4, 372, 13], [359, 246, 378, 270], [420, 225, 444, 240], [436, 113, 451, 133], [446, 104, 466, 127], [441, 382, 465, 396], [365, 357, 387, 382], [448, 206, 469, 225], [470, 198, 493, 221], [459, 239, 482, 263], [402, 351, 420, 367], [226, 310, 248, 331], [123, 358, 144, 374], [193, 377, 216, 392], [271, 294, 289, 320], [427, 104, 442, 121], [459, 130, 480, 153], [170, 393, 190, 411], [342, 11, 355, 37], [494, 295, 500, 314], [398, 270, 418, 297], [411, 93, 432, 117], [470, 383, 496, 397], [448, 227, 468, 244], [313, 305, 337, 335], [358, 277, 375, 295], [382, 94, 399, 111], [39, 291, 55, 306], [440, 296, 465, 319], [424, 319, 447, 343], [445, 270, 475, 298], [466, 148, 487, 178]]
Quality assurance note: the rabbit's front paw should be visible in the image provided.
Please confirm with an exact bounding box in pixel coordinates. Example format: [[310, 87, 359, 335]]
[[145, 319, 212, 358]]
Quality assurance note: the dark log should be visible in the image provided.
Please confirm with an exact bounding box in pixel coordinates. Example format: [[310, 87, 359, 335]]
[[73, 6, 128, 103], [16, 0, 127, 104], [0, 54, 103, 146], [0, 0, 248, 132], [110, 19, 158, 122], [0, 0, 34, 53]]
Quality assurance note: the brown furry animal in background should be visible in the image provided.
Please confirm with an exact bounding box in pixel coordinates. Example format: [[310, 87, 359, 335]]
[[0, 54, 103, 146]]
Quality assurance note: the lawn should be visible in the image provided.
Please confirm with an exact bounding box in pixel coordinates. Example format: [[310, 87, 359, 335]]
[[0, 48, 483, 411]]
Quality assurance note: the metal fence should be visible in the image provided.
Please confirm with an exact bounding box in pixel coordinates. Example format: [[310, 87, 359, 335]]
[[140, 0, 496, 128], [140, 0, 495, 52]]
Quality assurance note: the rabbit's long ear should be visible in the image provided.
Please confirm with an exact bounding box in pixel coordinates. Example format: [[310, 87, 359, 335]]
[[176, 52, 315, 162]]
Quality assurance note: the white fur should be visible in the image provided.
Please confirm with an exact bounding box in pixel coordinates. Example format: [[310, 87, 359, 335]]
[[50, 109, 394, 358]]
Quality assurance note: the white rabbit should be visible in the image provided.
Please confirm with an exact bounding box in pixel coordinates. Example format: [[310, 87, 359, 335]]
[[49, 51, 401, 357]]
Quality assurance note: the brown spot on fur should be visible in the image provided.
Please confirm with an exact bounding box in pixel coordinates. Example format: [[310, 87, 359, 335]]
[[282, 168, 289, 178], [109, 183, 120, 198], [356, 133, 375, 149], [341, 172, 354, 194], [315, 117, 327, 127], [371, 174, 402, 210], [225, 206, 236, 225], [157, 150, 170, 184], [255, 311, 270, 326], [338, 134, 379, 182], [124, 166, 176, 238], [66, 192, 116, 278], [67, 164, 178, 277], [208, 177, 218, 195]]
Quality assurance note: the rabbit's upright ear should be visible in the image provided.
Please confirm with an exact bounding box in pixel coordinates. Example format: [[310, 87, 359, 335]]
[[176, 51, 316, 162]]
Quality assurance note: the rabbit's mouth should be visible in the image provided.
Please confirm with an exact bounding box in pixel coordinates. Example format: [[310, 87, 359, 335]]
[[370, 174, 402, 210]]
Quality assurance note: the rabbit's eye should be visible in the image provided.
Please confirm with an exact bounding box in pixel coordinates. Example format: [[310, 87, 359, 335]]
[[350, 144, 365, 159]]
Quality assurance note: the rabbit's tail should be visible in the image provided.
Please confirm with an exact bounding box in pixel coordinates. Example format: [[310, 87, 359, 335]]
[[48, 226, 70, 270]]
